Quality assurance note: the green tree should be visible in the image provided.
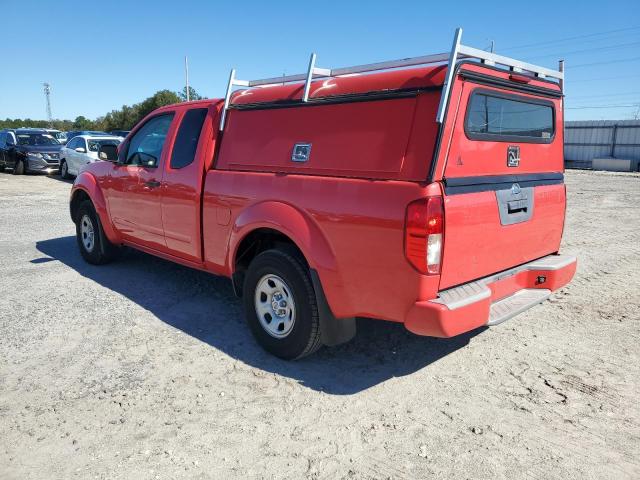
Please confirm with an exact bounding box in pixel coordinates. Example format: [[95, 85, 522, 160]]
[[136, 90, 181, 121], [0, 88, 184, 131], [73, 115, 93, 129], [178, 86, 206, 102]]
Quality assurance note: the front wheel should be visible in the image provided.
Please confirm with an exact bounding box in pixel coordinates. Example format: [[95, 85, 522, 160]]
[[75, 200, 119, 265], [60, 160, 71, 179], [12, 160, 24, 175], [243, 249, 322, 360]]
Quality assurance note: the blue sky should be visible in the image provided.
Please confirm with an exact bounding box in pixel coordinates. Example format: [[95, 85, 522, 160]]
[[1, 0, 638, 121]]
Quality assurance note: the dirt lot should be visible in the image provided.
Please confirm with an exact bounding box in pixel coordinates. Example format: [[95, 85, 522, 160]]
[[0, 170, 638, 479]]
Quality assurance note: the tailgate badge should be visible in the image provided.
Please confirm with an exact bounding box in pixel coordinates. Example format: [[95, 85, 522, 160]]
[[511, 183, 521, 195], [507, 146, 520, 167]]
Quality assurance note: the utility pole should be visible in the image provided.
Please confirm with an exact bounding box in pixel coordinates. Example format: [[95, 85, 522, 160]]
[[43, 83, 52, 126], [184, 56, 190, 101]]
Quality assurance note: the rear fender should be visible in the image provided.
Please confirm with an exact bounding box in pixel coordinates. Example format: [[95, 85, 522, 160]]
[[228, 201, 347, 313], [71, 173, 120, 244]]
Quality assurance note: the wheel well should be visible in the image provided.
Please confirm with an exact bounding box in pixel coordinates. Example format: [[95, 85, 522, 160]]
[[232, 228, 307, 297], [70, 190, 91, 223]]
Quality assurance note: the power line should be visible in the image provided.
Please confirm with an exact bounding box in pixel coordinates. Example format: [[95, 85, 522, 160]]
[[500, 26, 640, 52], [570, 56, 640, 68], [569, 74, 640, 83], [523, 41, 640, 61], [568, 91, 640, 99], [565, 104, 638, 110]]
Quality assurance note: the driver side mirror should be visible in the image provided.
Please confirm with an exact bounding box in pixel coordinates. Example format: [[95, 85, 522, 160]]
[[98, 144, 119, 162], [75, 147, 86, 153]]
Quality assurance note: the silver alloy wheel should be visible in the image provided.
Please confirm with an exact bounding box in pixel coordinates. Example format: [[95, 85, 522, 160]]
[[254, 274, 296, 338], [80, 214, 95, 253]]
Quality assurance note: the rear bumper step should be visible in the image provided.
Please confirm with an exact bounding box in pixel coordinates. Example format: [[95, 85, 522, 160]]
[[488, 288, 550, 325], [405, 254, 577, 337]]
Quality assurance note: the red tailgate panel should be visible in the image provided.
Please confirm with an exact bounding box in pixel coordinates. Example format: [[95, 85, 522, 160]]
[[440, 184, 565, 289]]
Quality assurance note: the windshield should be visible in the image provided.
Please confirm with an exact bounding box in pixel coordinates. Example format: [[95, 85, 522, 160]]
[[53, 132, 67, 141], [88, 138, 121, 152], [16, 134, 60, 146]]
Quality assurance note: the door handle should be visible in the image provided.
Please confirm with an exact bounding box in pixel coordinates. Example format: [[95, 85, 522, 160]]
[[144, 180, 161, 189], [507, 199, 528, 214]]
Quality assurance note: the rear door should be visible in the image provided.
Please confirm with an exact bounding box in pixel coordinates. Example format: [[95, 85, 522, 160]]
[[438, 79, 565, 289], [160, 106, 211, 263], [70, 138, 85, 174], [0, 132, 6, 166], [4, 132, 17, 168]]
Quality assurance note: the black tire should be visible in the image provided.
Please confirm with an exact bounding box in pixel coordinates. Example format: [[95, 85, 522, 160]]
[[60, 160, 71, 179], [243, 249, 322, 360], [75, 200, 119, 265], [0, 164, 5, 173], [12, 160, 24, 175]]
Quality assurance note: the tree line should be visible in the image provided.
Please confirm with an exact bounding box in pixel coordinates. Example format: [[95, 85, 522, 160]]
[[0, 87, 205, 132]]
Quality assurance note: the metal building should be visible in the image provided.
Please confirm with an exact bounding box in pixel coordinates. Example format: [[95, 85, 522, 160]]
[[564, 120, 640, 171]]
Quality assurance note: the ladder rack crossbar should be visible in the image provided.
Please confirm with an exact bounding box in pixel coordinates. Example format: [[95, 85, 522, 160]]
[[457, 45, 564, 80], [219, 27, 564, 130]]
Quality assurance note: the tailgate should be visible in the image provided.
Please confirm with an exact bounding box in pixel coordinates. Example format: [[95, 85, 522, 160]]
[[438, 79, 565, 289]]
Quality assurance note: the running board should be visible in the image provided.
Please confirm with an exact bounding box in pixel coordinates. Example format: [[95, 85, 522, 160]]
[[488, 289, 551, 326]]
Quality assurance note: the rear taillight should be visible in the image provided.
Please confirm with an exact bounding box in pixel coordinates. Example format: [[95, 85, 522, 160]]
[[404, 196, 444, 274]]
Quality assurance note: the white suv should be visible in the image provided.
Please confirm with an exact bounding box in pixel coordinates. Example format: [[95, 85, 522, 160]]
[[59, 135, 122, 178]]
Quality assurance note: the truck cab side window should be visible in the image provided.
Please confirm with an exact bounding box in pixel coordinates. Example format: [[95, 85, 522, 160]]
[[170, 108, 208, 169], [125, 113, 174, 167]]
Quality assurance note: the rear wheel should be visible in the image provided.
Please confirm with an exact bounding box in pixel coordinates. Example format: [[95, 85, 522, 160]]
[[75, 200, 119, 265], [12, 160, 24, 175], [0, 164, 5, 173], [60, 160, 71, 179], [243, 249, 322, 360]]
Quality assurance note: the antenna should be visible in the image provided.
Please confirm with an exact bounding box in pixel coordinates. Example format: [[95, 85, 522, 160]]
[[43, 83, 52, 126], [184, 56, 190, 101]]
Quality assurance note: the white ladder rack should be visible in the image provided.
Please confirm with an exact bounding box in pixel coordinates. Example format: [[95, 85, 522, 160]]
[[220, 27, 564, 130]]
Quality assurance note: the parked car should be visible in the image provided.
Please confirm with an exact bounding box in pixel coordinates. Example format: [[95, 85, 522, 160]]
[[59, 135, 122, 179], [0, 129, 17, 172], [108, 130, 130, 138], [70, 30, 577, 359], [0, 128, 62, 174], [66, 130, 111, 142], [45, 129, 68, 145]]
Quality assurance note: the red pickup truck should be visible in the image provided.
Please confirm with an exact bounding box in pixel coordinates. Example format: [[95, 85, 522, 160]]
[[70, 30, 576, 359]]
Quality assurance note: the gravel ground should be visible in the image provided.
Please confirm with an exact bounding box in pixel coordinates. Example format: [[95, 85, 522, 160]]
[[0, 170, 639, 480]]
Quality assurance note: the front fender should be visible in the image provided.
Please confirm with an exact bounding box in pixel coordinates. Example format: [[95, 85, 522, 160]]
[[70, 173, 120, 244], [228, 201, 351, 315]]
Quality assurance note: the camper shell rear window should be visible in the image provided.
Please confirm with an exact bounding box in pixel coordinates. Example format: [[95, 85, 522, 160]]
[[464, 89, 555, 143]]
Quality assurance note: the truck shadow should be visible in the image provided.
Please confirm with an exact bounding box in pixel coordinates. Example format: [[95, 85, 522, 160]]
[[44, 174, 74, 185], [36, 236, 484, 395]]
